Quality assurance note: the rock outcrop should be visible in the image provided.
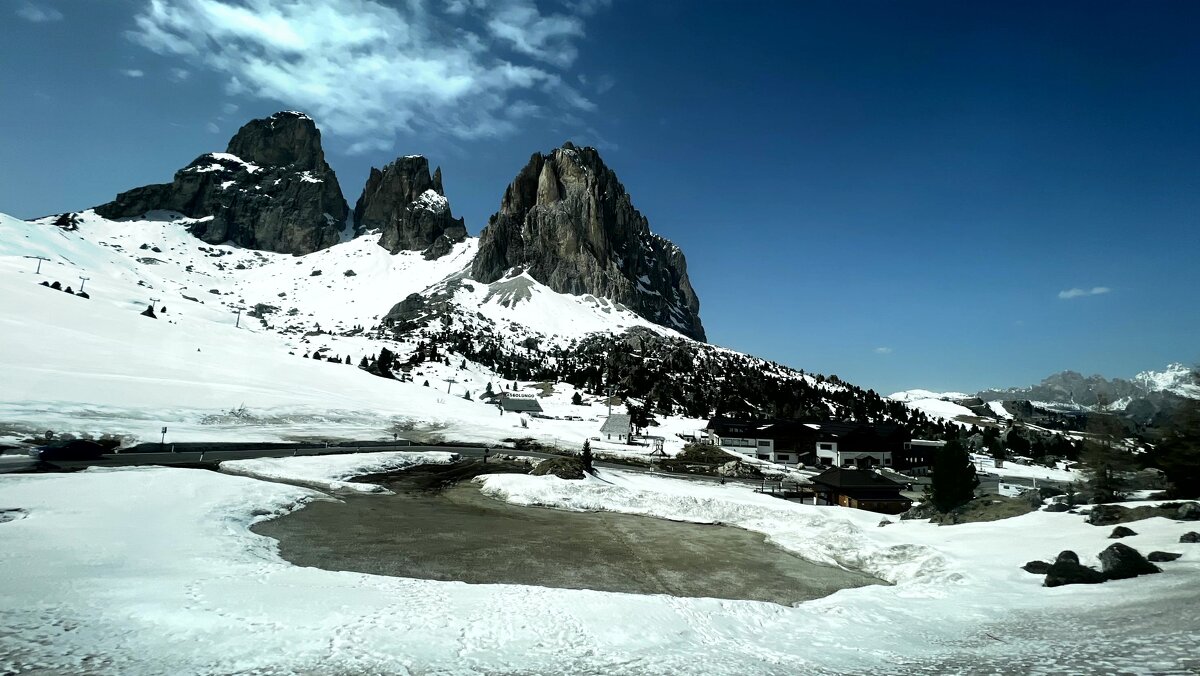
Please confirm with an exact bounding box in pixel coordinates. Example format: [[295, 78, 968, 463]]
[[95, 111, 348, 255], [353, 155, 466, 259], [471, 143, 705, 341], [1043, 550, 1106, 587], [1098, 543, 1160, 580]]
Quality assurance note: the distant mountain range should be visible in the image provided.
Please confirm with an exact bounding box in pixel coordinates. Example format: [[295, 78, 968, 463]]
[[977, 363, 1199, 410], [891, 363, 1198, 427]]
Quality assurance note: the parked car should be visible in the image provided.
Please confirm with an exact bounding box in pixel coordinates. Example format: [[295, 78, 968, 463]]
[[28, 439, 108, 462]]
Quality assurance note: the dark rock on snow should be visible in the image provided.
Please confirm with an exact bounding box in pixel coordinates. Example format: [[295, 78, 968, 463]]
[[530, 456, 585, 480], [1044, 556, 1106, 587], [1043, 502, 1071, 513], [96, 112, 348, 255], [1177, 502, 1200, 521], [1109, 525, 1138, 539], [1055, 550, 1080, 565], [1181, 531, 1200, 543], [471, 143, 706, 341], [1086, 504, 1126, 526], [353, 156, 466, 259], [1146, 551, 1182, 562], [1022, 560, 1052, 574], [1097, 543, 1160, 580]]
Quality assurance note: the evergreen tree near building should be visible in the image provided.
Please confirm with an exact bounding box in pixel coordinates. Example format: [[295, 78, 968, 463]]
[[928, 439, 979, 512], [581, 439, 594, 474]]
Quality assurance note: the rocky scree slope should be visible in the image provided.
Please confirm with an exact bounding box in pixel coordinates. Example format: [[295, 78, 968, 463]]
[[95, 112, 348, 255], [353, 155, 467, 260], [471, 143, 705, 341]]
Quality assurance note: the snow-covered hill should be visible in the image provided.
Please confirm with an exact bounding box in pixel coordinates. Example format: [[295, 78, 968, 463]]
[[0, 210, 701, 451]]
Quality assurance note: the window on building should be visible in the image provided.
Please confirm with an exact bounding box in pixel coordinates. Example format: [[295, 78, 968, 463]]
[[818, 443, 834, 451], [757, 440, 770, 446]]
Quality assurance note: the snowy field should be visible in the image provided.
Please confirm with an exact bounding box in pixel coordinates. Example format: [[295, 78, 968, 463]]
[[1, 456, 1197, 674]]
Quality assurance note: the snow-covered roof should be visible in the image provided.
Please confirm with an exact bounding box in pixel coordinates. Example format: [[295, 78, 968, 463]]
[[600, 413, 631, 435]]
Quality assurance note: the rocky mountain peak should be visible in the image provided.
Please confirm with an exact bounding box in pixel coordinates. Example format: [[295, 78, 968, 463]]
[[94, 111, 347, 255], [353, 155, 467, 259], [225, 111, 327, 172], [472, 143, 706, 341]]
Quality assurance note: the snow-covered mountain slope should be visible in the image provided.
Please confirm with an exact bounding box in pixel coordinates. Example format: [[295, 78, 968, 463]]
[[887, 389, 980, 425], [0, 211, 700, 448], [2, 209, 939, 447], [1133, 362, 1200, 399]]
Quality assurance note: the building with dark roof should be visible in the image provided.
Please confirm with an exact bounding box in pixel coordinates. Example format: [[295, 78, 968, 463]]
[[498, 394, 543, 413], [809, 467, 912, 514]]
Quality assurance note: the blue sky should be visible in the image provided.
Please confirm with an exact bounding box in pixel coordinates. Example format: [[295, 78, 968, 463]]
[[2, 0, 1197, 395]]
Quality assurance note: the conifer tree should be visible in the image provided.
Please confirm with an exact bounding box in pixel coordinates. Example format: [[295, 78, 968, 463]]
[[581, 439, 594, 474], [929, 439, 978, 512]]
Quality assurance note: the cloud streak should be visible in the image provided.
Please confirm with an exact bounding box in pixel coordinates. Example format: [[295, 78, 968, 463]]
[[126, 0, 600, 150], [1058, 286, 1111, 300], [16, 2, 63, 23], [874, 347, 893, 354]]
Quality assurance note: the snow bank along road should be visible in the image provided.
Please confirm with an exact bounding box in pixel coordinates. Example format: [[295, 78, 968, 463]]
[[1, 453, 1197, 675]]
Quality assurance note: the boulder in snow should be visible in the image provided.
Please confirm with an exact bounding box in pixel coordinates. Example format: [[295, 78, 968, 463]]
[[1146, 551, 1182, 562], [1022, 560, 1052, 575], [1176, 502, 1200, 521], [1180, 531, 1199, 543], [1098, 543, 1160, 580], [1109, 526, 1137, 539]]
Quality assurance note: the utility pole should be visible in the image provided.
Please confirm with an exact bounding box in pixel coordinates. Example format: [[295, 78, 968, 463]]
[[150, 297, 160, 309], [77, 276, 89, 292], [445, 377, 458, 394], [24, 255, 50, 274], [235, 308, 242, 328]]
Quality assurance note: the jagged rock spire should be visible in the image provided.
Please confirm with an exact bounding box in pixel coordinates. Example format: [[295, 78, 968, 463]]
[[472, 144, 705, 341], [352, 155, 467, 259]]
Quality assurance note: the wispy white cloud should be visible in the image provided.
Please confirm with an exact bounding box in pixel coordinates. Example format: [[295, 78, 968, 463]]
[[486, 0, 583, 68], [205, 121, 221, 134], [127, 0, 601, 150], [1058, 286, 1111, 300], [169, 67, 190, 82], [874, 347, 893, 355], [16, 1, 63, 23], [121, 69, 145, 78]]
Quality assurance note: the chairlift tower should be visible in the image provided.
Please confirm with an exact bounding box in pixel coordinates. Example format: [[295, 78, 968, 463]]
[[24, 255, 50, 274]]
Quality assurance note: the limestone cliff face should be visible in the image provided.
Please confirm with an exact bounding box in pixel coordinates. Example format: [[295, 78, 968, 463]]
[[95, 112, 348, 255], [352, 155, 466, 259], [472, 143, 705, 341]]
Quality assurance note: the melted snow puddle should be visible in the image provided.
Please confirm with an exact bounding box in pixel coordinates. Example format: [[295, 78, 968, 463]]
[[253, 477, 883, 606]]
